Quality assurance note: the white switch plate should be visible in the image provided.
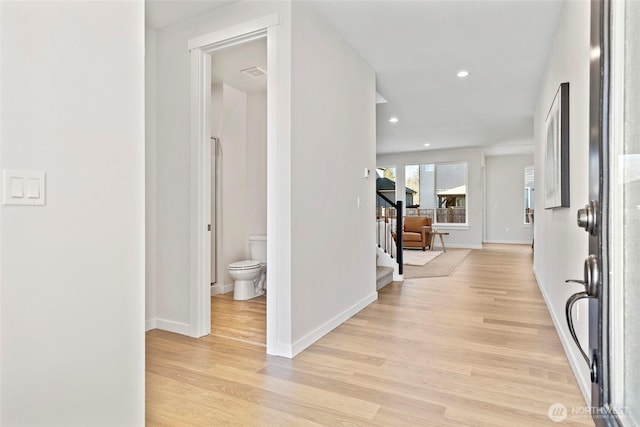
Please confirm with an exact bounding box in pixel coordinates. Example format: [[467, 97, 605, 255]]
[[3, 170, 46, 206]]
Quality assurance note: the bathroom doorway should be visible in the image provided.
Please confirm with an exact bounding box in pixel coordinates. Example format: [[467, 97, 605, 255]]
[[209, 37, 268, 346], [189, 14, 289, 356]]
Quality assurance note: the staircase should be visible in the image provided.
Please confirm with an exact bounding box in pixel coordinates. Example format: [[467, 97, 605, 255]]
[[376, 265, 394, 290], [375, 192, 403, 290]]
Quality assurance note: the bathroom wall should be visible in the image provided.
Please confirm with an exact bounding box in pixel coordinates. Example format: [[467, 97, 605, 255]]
[[211, 84, 267, 290], [216, 84, 249, 288], [246, 90, 268, 238]]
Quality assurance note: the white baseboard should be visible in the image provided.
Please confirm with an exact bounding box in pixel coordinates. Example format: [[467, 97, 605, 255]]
[[145, 318, 156, 331], [211, 282, 234, 295], [533, 266, 591, 405], [439, 243, 483, 250], [290, 291, 378, 358], [153, 318, 192, 336], [483, 239, 532, 245]]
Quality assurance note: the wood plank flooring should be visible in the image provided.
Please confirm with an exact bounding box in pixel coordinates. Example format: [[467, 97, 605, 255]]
[[146, 244, 593, 426]]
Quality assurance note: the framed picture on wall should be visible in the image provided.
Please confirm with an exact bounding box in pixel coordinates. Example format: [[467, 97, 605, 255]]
[[544, 82, 570, 209]]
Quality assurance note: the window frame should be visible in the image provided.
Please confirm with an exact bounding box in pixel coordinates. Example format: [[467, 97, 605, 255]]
[[403, 161, 469, 227]]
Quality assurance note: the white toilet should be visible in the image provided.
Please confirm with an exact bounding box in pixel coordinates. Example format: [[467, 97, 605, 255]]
[[228, 235, 266, 300]]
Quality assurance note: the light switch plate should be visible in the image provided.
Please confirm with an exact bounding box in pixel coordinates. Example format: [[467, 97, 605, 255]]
[[3, 170, 46, 206]]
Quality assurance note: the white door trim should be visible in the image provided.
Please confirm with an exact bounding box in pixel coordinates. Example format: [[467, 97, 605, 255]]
[[188, 15, 284, 355]]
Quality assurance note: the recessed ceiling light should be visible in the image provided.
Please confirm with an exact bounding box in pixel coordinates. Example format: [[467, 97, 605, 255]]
[[457, 70, 469, 78], [389, 117, 399, 123], [424, 143, 431, 147]]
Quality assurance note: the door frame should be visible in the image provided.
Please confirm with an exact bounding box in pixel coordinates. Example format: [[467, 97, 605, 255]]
[[187, 14, 281, 352]]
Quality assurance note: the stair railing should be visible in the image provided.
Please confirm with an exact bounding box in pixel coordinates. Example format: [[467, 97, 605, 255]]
[[376, 192, 403, 275]]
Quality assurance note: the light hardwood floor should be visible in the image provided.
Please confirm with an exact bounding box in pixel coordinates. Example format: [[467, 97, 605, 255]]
[[146, 244, 593, 426]]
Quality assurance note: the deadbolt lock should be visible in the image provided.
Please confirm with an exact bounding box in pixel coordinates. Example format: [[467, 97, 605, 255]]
[[577, 200, 598, 235]]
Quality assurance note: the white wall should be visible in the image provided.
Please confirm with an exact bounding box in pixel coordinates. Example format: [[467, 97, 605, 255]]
[[290, 1, 377, 349], [1, 2, 144, 425], [151, 0, 377, 356], [246, 90, 268, 237], [533, 0, 591, 402], [218, 83, 249, 287], [377, 147, 484, 249], [151, 1, 292, 337], [146, 27, 158, 327], [211, 86, 267, 290], [485, 154, 534, 244]]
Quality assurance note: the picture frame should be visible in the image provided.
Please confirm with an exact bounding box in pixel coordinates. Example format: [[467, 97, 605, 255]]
[[544, 82, 570, 209]]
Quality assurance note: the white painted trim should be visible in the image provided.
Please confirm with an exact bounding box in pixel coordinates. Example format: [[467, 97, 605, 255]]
[[154, 319, 192, 336], [432, 224, 470, 230], [265, 23, 292, 357], [145, 319, 157, 332], [189, 48, 212, 338], [188, 14, 279, 50], [483, 240, 532, 245], [290, 292, 378, 358], [188, 16, 284, 355], [210, 283, 234, 296], [435, 243, 482, 250], [533, 267, 591, 405], [0, 3, 4, 418]]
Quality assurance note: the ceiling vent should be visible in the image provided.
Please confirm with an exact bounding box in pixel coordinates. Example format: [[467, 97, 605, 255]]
[[241, 66, 267, 77]]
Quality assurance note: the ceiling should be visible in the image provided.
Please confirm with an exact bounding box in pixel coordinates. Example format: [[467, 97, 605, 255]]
[[211, 38, 267, 93], [145, 1, 237, 30], [146, 0, 563, 154]]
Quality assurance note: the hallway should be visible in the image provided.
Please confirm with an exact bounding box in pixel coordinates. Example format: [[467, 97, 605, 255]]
[[146, 244, 591, 426]]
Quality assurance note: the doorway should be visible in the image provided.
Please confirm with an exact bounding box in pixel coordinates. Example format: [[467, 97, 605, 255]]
[[208, 38, 268, 346], [188, 14, 286, 356]]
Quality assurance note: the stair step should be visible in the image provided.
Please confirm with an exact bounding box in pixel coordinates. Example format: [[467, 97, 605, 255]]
[[376, 265, 394, 290]]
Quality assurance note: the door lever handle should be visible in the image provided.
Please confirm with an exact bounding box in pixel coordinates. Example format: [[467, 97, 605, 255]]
[[565, 291, 591, 366]]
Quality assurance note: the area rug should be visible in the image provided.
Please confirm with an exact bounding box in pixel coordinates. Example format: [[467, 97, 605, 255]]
[[403, 249, 443, 266], [402, 248, 471, 278]]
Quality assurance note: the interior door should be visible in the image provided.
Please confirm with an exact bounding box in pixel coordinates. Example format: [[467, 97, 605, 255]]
[[569, 1, 640, 425]]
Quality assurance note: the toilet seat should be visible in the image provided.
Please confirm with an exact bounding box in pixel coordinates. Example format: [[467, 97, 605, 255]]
[[228, 260, 262, 270]]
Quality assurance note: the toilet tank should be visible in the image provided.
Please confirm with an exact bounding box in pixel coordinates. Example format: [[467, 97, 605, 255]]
[[249, 235, 267, 262]]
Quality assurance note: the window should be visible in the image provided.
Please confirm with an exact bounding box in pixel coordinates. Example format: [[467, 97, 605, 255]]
[[404, 162, 467, 224], [376, 167, 397, 207], [524, 166, 535, 224]]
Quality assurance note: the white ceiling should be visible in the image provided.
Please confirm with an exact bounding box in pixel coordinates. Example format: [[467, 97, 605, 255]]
[[211, 38, 267, 93], [146, 0, 563, 154], [145, 1, 237, 30]]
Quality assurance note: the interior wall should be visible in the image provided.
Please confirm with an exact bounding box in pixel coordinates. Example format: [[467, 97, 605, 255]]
[[152, 1, 292, 336], [533, 0, 591, 402], [1, 2, 144, 424], [485, 154, 534, 244], [290, 1, 377, 351], [210, 85, 267, 290], [218, 83, 249, 287], [246, 90, 268, 238], [146, 26, 158, 327], [377, 147, 484, 249]]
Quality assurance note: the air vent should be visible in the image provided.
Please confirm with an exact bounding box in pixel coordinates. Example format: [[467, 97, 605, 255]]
[[241, 66, 267, 77]]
